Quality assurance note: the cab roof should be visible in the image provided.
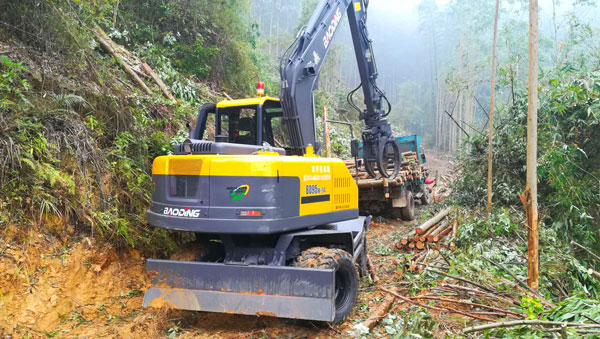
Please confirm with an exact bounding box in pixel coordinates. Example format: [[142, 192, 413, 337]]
[[216, 96, 280, 108]]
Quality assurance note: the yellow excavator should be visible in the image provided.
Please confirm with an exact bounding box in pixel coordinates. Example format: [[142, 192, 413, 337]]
[[143, 0, 402, 323]]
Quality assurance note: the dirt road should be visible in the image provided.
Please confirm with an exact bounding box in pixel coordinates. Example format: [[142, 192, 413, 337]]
[[0, 154, 457, 338]]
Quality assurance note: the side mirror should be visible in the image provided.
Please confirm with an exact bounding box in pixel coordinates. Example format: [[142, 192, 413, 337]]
[[350, 139, 359, 158]]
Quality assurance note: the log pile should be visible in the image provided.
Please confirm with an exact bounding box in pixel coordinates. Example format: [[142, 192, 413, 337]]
[[395, 208, 457, 266], [345, 151, 427, 187]]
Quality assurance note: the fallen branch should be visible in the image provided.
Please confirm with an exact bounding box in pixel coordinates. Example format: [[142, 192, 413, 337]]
[[440, 283, 520, 306], [482, 257, 552, 307], [433, 247, 451, 266], [428, 268, 498, 294], [463, 319, 600, 334], [571, 240, 600, 262], [367, 255, 380, 285], [410, 295, 524, 318], [379, 287, 492, 321]]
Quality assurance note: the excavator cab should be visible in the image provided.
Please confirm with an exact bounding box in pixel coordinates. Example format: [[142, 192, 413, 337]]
[[191, 97, 291, 154]]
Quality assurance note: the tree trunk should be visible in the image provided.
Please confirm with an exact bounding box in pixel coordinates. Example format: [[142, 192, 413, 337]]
[[323, 107, 331, 158], [525, 0, 539, 291], [487, 0, 500, 215]]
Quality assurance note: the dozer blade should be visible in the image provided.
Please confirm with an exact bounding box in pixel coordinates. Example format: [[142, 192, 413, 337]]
[[143, 259, 336, 322]]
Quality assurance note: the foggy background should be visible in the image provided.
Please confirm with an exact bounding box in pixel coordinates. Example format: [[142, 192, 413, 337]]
[[251, 0, 600, 150]]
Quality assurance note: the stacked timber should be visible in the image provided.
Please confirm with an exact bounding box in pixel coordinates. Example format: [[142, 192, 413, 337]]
[[395, 207, 458, 272], [345, 151, 427, 188]]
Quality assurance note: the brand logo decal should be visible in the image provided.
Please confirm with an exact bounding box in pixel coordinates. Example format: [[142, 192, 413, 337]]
[[163, 206, 201, 218], [230, 184, 250, 201], [323, 7, 342, 49], [313, 50, 321, 65]]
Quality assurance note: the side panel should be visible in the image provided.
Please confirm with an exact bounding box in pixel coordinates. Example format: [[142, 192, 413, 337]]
[[209, 176, 299, 219]]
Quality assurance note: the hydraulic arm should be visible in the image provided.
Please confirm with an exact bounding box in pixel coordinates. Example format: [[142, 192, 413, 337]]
[[279, 0, 400, 178]]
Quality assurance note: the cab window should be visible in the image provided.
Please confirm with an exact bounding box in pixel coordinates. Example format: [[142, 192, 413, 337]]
[[216, 106, 257, 145]]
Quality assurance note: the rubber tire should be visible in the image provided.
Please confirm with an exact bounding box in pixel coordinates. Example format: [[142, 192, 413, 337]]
[[401, 191, 416, 221], [294, 247, 359, 324]]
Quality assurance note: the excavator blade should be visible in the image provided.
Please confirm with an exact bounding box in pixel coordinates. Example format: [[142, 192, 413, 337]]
[[143, 259, 336, 322]]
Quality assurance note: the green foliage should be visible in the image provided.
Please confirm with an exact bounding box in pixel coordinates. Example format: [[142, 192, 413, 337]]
[[453, 54, 600, 256], [0, 0, 277, 255], [172, 38, 219, 78]]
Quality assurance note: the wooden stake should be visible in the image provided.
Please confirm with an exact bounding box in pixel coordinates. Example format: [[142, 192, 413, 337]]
[[525, 0, 540, 291]]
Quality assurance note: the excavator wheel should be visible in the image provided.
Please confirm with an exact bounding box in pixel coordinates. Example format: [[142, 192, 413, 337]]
[[294, 247, 359, 324], [400, 191, 416, 221]]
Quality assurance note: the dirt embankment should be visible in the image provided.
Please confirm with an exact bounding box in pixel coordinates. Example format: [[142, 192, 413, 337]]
[[0, 221, 415, 338]]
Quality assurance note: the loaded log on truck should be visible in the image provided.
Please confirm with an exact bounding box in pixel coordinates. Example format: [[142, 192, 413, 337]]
[[350, 135, 431, 220], [325, 120, 432, 220], [142, 0, 413, 323]]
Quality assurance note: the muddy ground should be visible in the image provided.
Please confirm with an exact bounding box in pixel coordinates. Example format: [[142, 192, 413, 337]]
[[0, 219, 425, 338], [0, 153, 462, 338]]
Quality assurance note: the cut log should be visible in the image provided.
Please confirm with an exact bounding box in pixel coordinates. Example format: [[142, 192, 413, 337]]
[[424, 222, 445, 242], [141, 62, 176, 102], [433, 226, 453, 242], [588, 268, 600, 281], [452, 219, 459, 237], [93, 26, 153, 95], [360, 292, 395, 330], [415, 207, 452, 235]]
